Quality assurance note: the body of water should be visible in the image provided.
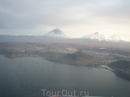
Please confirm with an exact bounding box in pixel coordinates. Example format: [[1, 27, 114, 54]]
[[0, 55, 130, 97]]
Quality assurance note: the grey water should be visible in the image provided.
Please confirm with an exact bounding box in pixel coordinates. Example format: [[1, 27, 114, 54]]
[[0, 55, 130, 97]]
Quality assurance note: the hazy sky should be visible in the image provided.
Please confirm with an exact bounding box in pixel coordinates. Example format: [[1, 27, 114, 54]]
[[0, 0, 130, 39]]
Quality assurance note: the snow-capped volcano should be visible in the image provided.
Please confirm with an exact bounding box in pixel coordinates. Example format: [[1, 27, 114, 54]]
[[83, 32, 128, 42], [43, 29, 72, 39]]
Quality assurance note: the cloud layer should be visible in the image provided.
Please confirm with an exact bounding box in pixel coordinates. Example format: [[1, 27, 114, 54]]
[[0, 0, 130, 39]]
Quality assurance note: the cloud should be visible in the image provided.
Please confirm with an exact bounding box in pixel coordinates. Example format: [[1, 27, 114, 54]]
[[0, 0, 130, 38]]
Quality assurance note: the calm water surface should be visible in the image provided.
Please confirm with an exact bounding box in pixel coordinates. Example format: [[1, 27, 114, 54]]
[[0, 55, 130, 97]]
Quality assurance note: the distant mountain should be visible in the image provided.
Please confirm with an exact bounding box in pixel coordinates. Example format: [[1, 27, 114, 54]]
[[0, 30, 129, 42], [42, 29, 72, 39], [83, 32, 128, 42]]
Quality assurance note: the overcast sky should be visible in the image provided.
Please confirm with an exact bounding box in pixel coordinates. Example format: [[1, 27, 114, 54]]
[[0, 0, 130, 39]]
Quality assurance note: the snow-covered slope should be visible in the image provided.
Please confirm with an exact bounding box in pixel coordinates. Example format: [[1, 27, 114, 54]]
[[43, 29, 72, 39], [83, 32, 128, 42]]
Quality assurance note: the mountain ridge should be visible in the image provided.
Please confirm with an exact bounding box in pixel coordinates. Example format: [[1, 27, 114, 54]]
[[83, 32, 128, 42], [0, 29, 129, 42]]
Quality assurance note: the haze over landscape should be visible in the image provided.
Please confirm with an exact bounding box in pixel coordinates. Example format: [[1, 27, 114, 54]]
[[1, 0, 130, 97]]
